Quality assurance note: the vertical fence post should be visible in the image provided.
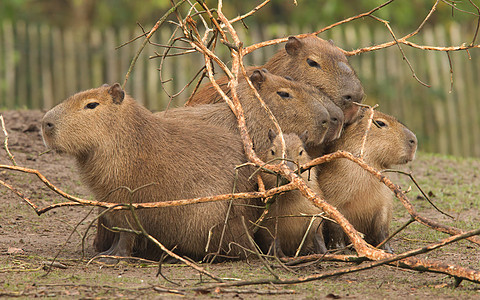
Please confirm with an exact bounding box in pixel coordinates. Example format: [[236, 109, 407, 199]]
[[3, 20, 15, 109]]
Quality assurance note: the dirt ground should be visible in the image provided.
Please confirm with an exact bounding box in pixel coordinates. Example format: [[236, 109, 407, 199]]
[[1, 110, 480, 299]]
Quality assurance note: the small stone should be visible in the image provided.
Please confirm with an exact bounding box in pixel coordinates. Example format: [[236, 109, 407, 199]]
[[7, 247, 24, 254]]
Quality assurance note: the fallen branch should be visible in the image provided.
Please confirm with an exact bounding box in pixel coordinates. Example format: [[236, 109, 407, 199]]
[[303, 151, 480, 246], [189, 226, 480, 292]]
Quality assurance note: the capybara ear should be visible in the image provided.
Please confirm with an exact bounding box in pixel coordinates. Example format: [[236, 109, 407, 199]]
[[328, 39, 335, 46], [285, 36, 302, 56], [268, 129, 277, 144], [108, 83, 125, 104], [250, 69, 267, 90], [101, 83, 110, 88], [299, 130, 309, 144]]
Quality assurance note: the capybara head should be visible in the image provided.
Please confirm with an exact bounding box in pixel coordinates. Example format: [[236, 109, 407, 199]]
[[264, 35, 364, 124], [263, 129, 311, 171], [334, 108, 417, 169], [247, 69, 333, 147], [42, 83, 127, 157]]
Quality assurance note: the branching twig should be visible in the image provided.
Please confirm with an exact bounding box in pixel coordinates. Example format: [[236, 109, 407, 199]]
[[382, 169, 454, 219], [376, 217, 415, 250], [123, 0, 187, 87], [190, 227, 480, 291], [127, 204, 224, 283], [303, 151, 480, 246], [359, 104, 377, 158]]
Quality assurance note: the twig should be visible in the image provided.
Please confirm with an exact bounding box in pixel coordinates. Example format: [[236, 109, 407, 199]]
[[213, 287, 295, 295], [294, 215, 317, 258], [302, 151, 480, 246], [382, 169, 454, 219], [195, 227, 480, 290], [242, 0, 394, 55], [0, 164, 299, 212], [446, 51, 454, 93], [376, 217, 415, 250], [153, 286, 186, 295], [123, 0, 187, 88], [241, 216, 280, 280], [359, 104, 378, 158], [127, 204, 224, 283], [44, 208, 94, 276], [229, 0, 270, 24], [0, 179, 39, 211], [1, 115, 17, 166], [369, 14, 430, 87], [467, 0, 480, 45]]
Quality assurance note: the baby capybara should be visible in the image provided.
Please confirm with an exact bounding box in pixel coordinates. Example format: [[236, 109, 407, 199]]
[[255, 130, 327, 257]]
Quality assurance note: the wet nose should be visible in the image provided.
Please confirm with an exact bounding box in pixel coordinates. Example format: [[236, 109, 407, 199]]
[[330, 116, 339, 128], [341, 94, 352, 102], [409, 136, 418, 148], [342, 83, 365, 104], [42, 113, 56, 136], [405, 128, 418, 149]]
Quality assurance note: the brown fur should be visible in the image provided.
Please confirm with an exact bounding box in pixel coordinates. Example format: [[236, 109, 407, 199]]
[[41, 83, 261, 261], [317, 109, 417, 252], [254, 131, 327, 257], [187, 34, 363, 125], [161, 69, 333, 155]]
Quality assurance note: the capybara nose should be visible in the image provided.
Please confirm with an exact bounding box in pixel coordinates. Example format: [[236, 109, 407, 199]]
[[42, 119, 55, 136], [342, 83, 364, 104], [331, 116, 339, 127], [341, 94, 352, 102], [321, 118, 329, 128], [405, 128, 418, 150]]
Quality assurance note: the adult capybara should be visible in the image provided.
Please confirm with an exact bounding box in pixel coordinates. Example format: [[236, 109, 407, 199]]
[[187, 35, 363, 125], [95, 69, 333, 255], [161, 69, 335, 155], [254, 130, 327, 257], [317, 109, 417, 252], [41, 83, 261, 261]]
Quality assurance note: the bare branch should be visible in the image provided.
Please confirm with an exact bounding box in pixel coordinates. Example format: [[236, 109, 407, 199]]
[[1, 115, 17, 166], [123, 0, 188, 88]]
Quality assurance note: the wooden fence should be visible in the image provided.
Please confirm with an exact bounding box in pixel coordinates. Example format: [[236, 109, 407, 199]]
[[1, 21, 479, 158]]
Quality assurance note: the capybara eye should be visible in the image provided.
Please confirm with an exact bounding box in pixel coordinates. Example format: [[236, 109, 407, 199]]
[[374, 120, 387, 128], [85, 102, 100, 110], [307, 58, 320, 68], [270, 149, 275, 156], [299, 150, 304, 156], [277, 91, 290, 98]]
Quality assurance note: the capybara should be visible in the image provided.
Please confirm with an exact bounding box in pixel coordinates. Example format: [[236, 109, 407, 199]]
[[41, 83, 261, 261], [254, 130, 327, 257], [161, 69, 335, 155], [317, 109, 417, 252], [187, 35, 363, 125]]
